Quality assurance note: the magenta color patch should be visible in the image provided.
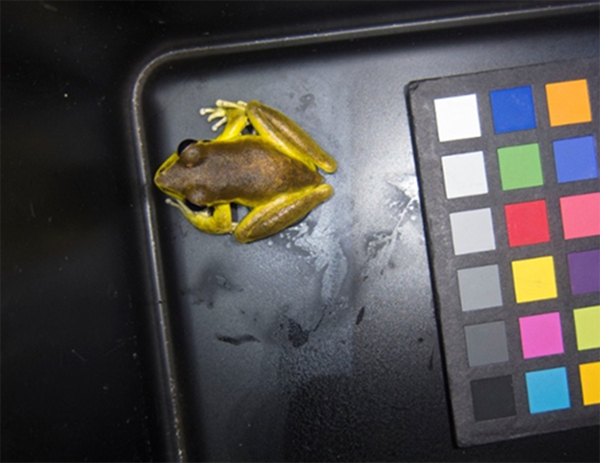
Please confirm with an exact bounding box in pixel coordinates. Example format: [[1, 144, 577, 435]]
[[519, 312, 564, 359]]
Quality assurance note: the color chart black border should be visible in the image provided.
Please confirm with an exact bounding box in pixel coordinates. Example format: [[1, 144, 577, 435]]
[[407, 59, 599, 447]]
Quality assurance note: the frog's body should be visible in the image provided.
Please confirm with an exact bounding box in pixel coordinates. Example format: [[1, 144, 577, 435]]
[[154, 100, 337, 243]]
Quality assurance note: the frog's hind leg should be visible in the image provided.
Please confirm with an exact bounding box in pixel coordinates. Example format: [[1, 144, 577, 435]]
[[234, 184, 333, 243], [200, 100, 249, 141], [245, 100, 338, 173], [166, 199, 234, 235]]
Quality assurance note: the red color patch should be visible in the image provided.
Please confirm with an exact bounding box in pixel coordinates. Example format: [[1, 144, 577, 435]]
[[505, 200, 550, 247]]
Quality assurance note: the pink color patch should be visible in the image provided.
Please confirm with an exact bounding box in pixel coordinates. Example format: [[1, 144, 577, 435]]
[[519, 312, 564, 359], [560, 192, 600, 240]]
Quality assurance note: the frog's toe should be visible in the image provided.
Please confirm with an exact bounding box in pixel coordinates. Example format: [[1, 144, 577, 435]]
[[210, 116, 228, 131], [200, 100, 250, 138], [215, 99, 247, 110], [200, 106, 224, 120], [199, 107, 228, 131]]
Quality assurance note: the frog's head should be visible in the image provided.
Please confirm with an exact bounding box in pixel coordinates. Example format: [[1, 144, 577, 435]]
[[154, 139, 205, 200]]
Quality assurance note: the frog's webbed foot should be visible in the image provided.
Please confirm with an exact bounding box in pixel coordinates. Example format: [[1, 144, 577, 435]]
[[166, 198, 210, 217], [165, 198, 234, 234], [200, 100, 249, 135]]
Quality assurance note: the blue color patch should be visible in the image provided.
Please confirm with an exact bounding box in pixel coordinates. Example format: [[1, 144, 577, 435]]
[[490, 86, 537, 133], [525, 367, 571, 414], [553, 136, 598, 183]]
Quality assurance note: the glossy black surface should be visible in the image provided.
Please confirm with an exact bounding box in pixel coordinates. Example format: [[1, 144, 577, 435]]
[[3, 2, 599, 461]]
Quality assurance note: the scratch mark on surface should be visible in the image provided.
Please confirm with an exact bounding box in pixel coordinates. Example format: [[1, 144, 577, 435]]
[[41, 2, 58, 13], [41, 1, 58, 12], [365, 178, 419, 276], [71, 349, 87, 362], [103, 336, 138, 357]]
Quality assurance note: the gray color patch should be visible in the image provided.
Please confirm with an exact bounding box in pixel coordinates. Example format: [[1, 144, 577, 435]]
[[465, 321, 509, 367], [458, 265, 503, 311], [449, 208, 496, 256]]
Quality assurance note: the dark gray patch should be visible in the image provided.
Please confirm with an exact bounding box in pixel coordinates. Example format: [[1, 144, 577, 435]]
[[216, 334, 260, 346], [287, 318, 310, 348], [213, 273, 243, 292], [355, 306, 366, 325], [297, 93, 315, 112], [428, 348, 434, 371]]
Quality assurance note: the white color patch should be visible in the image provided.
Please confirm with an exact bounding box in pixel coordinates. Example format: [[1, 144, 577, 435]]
[[434, 94, 481, 142], [442, 151, 488, 199]]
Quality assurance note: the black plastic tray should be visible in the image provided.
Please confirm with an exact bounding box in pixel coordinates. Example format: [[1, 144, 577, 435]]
[[133, 4, 599, 461], [3, 2, 599, 461]]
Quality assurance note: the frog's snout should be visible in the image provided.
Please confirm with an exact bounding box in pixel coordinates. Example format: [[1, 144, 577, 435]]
[[154, 169, 172, 192], [155, 169, 187, 202], [154, 170, 168, 188], [155, 167, 178, 190], [154, 153, 187, 201]]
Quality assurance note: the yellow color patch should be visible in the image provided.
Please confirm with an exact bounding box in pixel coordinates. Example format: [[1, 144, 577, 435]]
[[579, 362, 600, 406], [512, 256, 557, 303], [546, 79, 592, 127]]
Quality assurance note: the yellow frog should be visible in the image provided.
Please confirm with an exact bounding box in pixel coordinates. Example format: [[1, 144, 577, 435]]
[[154, 100, 337, 243]]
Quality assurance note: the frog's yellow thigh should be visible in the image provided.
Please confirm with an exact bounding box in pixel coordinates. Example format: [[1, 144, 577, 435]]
[[234, 184, 333, 243], [245, 100, 338, 174], [167, 199, 233, 234]]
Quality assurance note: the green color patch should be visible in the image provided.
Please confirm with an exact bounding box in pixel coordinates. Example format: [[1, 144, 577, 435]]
[[498, 143, 544, 190]]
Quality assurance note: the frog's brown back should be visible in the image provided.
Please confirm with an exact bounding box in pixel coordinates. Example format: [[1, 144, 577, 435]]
[[185, 136, 324, 207]]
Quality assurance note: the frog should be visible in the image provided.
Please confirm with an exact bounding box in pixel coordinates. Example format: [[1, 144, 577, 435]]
[[154, 99, 337, 243]]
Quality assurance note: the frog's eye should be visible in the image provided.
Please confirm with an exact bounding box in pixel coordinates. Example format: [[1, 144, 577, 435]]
[[179, 141, 205, 167], [177, 139, 197, 156]]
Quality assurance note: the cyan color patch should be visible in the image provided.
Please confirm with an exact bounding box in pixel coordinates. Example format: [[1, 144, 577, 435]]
[[526, 367, 571, 414], [490, 86, 537, 133]]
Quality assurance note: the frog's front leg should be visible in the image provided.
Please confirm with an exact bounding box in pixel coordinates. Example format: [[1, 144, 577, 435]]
[[245, 100, 338, 173], [234, 184, 333, 243], [200, 100, 249, 141], [166, 199, 234, 235]]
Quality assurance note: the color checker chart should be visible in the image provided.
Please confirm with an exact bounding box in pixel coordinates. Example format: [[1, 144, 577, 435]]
[[407, 59, 599, 446]]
